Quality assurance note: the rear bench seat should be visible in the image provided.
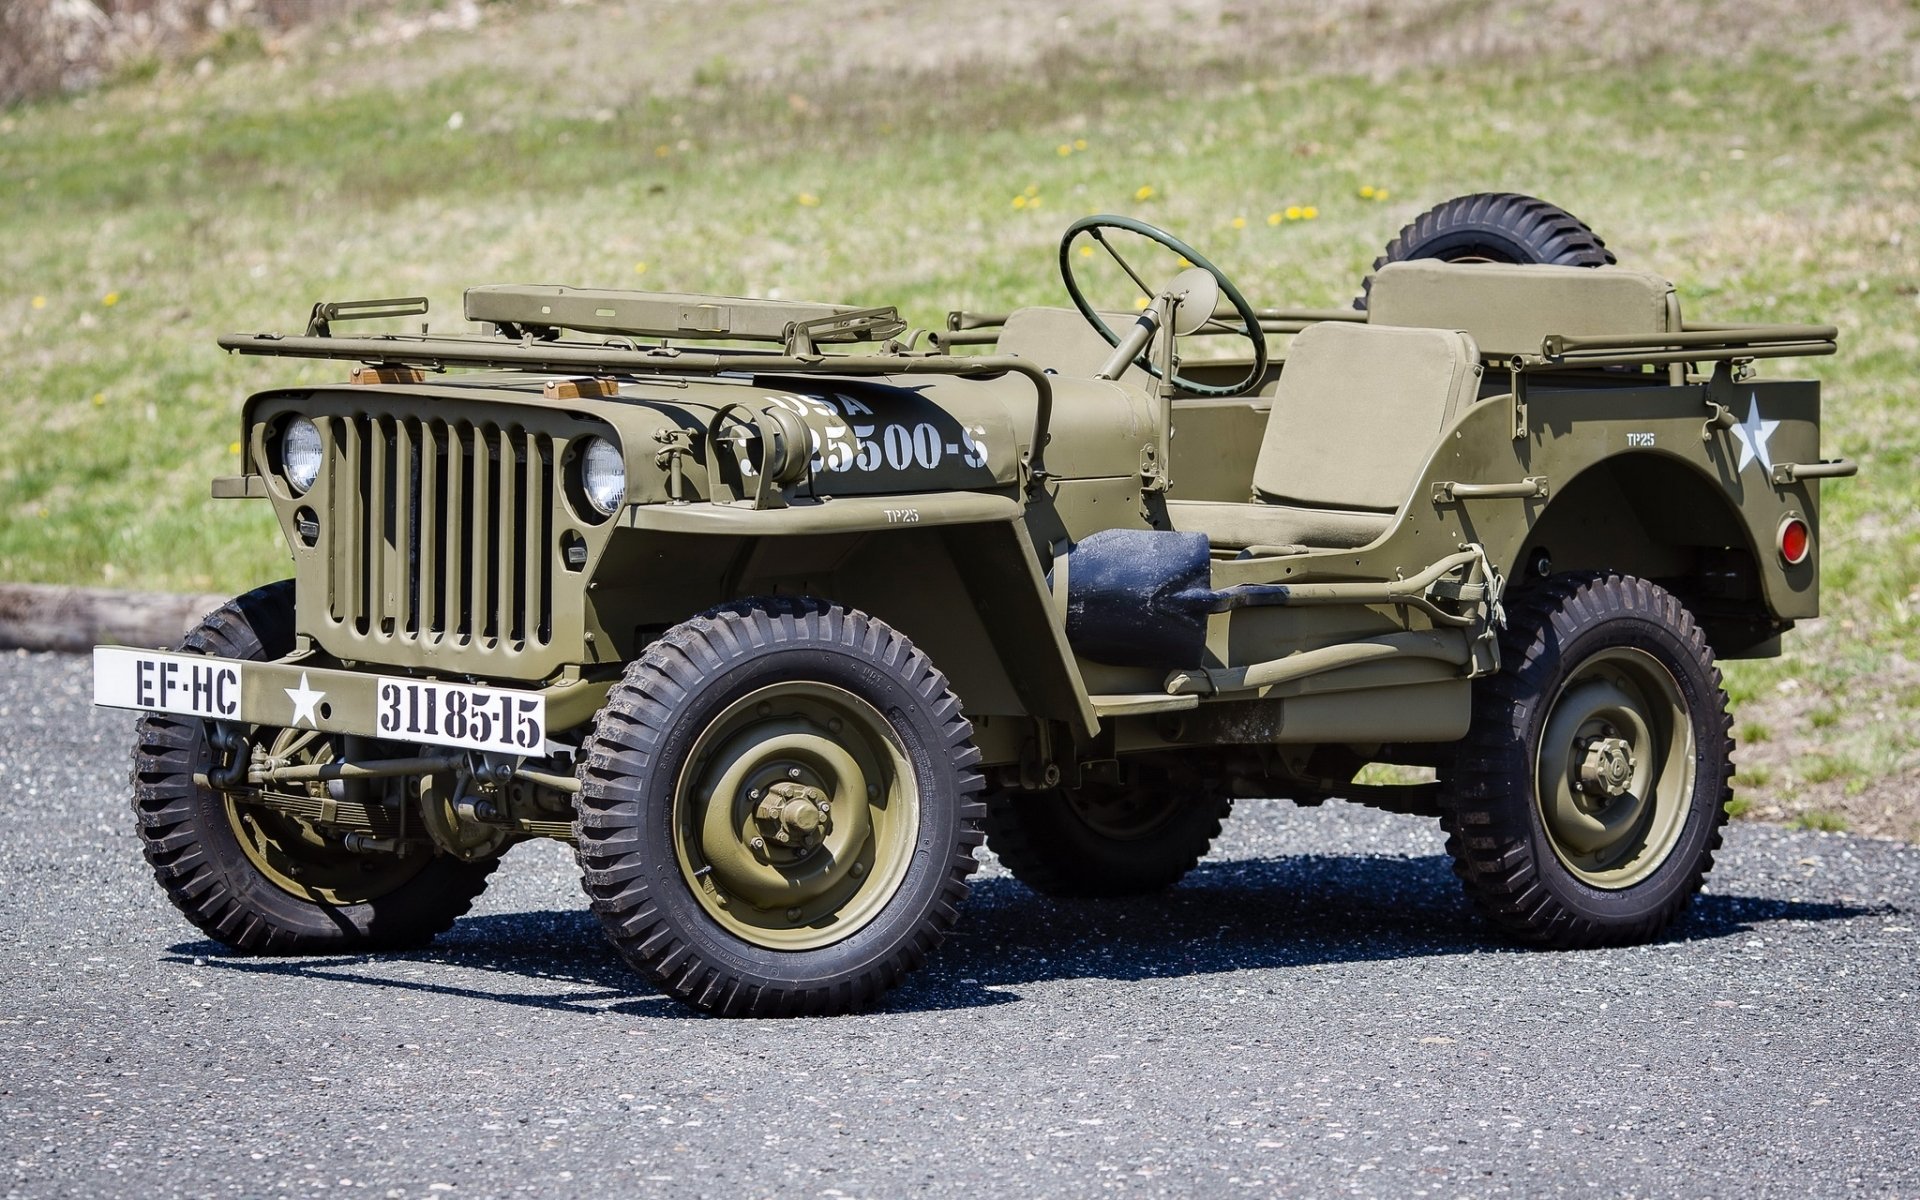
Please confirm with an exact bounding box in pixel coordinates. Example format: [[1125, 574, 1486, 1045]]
[[1364, 260, 1679, 359]]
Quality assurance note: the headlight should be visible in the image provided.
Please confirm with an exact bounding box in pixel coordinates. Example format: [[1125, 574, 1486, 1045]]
[[580, 436, 626, 516], [282, 417, 322, 494]]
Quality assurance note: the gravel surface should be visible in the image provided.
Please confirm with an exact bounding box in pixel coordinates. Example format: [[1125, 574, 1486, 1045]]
[[2, 649, 1915, 1198]]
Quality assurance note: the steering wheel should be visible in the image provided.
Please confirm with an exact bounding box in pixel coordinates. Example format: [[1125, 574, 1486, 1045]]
[[1059, 214, 1268, 398]]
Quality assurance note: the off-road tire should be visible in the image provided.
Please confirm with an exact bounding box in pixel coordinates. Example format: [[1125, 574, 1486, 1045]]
[[132, 580, 498, 952], [1438, 573, 1733, 948], [1356, 192, 1616, 309], [575, 598, 985, 1017], [985, 784, 1231, 897]]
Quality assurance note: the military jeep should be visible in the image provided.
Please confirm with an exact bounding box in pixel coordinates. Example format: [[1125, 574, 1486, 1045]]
[[95, 196, 1854, 1015]]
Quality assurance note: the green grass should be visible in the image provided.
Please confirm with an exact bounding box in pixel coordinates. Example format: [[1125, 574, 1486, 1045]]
[[2, 1, 1918, 818], [1792, 810, 1850, 834]]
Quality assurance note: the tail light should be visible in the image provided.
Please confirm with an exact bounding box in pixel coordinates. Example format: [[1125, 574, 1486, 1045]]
[[1778, 515, 1811, 565]]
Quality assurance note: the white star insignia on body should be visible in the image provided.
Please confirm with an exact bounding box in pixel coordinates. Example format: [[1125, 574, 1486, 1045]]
[[1730, 393, 1779, 475], [284, 672, 325, 728]]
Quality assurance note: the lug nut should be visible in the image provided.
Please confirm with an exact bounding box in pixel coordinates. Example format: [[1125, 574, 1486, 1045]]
[[850, 863, 866, 878], [818, 800, 831, 814], [787, 767, 802, 779], [786, 907, 803, 922], [749, 836, 765, 851], [749, 788, 762, 801]]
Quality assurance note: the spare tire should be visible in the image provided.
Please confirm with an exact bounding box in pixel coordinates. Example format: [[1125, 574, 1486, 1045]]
[[1355, 192, 1615, 309]]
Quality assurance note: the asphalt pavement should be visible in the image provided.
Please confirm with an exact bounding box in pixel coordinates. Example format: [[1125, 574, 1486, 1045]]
[[2, 649, 1915, 1199]]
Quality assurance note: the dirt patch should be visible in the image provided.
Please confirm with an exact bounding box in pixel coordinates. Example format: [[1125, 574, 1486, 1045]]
[[98, 0, 1920, 116], [1732, 649, 1920, 843]]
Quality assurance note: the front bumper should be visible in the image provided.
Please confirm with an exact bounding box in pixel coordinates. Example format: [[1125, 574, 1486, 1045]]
[[93, 646, 612, 753]]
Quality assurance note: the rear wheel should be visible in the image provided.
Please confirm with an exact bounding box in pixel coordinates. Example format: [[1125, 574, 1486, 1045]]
[[1438, 573, 1732, 947], [575, 598, 984, 1016], [985, 772, 1231, 897], [132, 581, 498, 952], [1357, 192, 1615, 309]]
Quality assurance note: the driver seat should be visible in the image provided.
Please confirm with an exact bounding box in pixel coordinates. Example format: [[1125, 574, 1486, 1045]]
[[1165, 321, 1483, 551]]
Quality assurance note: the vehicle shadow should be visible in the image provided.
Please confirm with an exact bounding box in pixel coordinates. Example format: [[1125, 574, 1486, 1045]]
[[170, 851, 1879, 1019]]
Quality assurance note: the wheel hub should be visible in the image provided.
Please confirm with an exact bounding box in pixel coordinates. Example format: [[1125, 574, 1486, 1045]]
[[671, 682, 919, 950], [753, 780, 834, 853], [1575, 736, 1636, 801], [1533, 648, 1697, 889]]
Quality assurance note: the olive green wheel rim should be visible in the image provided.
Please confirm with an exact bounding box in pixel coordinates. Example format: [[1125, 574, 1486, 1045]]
[[1533, 647, 1696, 889], [672, 682, 918, 951], [225, 727, 430, 905], [1064, 785, 1185, 841]]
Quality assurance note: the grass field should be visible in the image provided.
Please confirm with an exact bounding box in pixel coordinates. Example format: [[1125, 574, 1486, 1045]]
[[2, 0, 1916, 836]]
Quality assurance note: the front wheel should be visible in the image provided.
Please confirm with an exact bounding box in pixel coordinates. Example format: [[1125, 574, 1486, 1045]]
[[132, 581, 498, 952], [1438, 573, 1733, 947], [575, 598, 985, 1016]]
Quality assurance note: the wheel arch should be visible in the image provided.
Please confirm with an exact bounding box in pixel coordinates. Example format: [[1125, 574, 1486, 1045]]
[[587, 519, 1096, 741], [1517, 450, 1786, 657]]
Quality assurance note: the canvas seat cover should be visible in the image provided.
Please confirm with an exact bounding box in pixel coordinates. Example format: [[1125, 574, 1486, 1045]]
[[1166, 321, 1482, 550], [1365, 260, 1677, 359]]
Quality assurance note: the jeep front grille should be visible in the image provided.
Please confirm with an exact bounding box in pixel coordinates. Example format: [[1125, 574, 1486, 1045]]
[[321, 415, 556, 653]]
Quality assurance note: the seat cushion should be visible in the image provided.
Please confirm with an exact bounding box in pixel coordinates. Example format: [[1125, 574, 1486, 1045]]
[[1164, 498, 1393, 551], [1366, 260, 1676, 359], [1251, 322, 1482, 513]]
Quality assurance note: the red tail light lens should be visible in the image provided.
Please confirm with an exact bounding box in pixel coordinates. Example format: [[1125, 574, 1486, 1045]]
[[1779, 516, 1811, 565]]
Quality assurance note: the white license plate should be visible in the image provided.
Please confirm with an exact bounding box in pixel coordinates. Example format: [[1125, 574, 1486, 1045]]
[[374, 676, 546, 754], [94, 648, 243, 720]]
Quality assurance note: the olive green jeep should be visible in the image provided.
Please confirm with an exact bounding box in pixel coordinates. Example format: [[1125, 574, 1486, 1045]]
[[95, 195, 1854, 1015]]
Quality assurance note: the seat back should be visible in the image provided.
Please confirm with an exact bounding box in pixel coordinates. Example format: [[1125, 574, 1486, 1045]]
[[1252, 322, 1482, 513], [1365, 260, 1677, 359], [993, 305, 1152, 385]]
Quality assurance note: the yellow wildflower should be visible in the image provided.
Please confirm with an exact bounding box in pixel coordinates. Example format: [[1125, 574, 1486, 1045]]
[[1285, 205, 1302, 220], [1375, 188, 1389, 200], [1134, 296, 1151, 310], [1057, 143, 1072, 157], [229, 441, 242, 455], [1025, 183, 1039, 197], [1012, 195, 1027, 210], [1267, 212, 1283, 226], [1358, 185, 1376, 199], [1074, 138, 1087, 151], [633, 261, 648, 275], [1078, 245, 1095, 258], [92, 392, 105, 407], [1135, 185, 1155, 201], [1302, 206, 1319, 219], [796, 192, 821, 207], [102, 291, 120, 306], [1028, 195, 1043, 208], [1230, 216, 1247, 230], [31, 295, 46, 309]]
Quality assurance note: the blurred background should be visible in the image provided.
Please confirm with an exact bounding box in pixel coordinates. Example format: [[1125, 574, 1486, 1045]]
[[2, 0, 1914, 837]]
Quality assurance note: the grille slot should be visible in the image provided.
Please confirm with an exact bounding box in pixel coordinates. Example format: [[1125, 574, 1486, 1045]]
[[324, 415, 555, 651]]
